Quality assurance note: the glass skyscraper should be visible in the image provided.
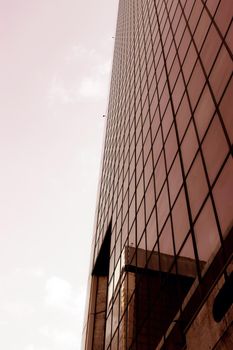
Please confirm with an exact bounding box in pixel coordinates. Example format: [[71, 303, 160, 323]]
[[82, 0, 233, 349]]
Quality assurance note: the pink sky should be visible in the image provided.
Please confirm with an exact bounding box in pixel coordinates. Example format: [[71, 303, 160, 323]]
[[0, 1, 118, 349]]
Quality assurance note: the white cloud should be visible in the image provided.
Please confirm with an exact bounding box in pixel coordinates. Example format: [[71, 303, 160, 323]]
[[15, 267, 45, 278], [76, 60, 111, 100], [45, 276, 72, 309], [25, 346, 35, 350], [39, 326, 78, 347], [44, 276, 86, 319], [65, 45, 101, 64], [43, 277, 86, 349], [48, 64, 111, 104], [95, 60, 112, 76], [77, 77, 105, 99], [32, 267, 45, 277], [1, 301, 35, 316], [48, 44, 112, 105], [25, 345, 49, 350], [48, 77, 73, 105]]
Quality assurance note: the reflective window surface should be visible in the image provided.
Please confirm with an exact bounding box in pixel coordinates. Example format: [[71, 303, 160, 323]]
[[83, 0, 233, 349]]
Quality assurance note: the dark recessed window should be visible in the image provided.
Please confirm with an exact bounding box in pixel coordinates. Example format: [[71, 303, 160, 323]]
[[213, 272, 233, 323]]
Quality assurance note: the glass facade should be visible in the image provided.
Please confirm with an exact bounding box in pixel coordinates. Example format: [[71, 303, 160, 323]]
[[83, 0, 233, 349]]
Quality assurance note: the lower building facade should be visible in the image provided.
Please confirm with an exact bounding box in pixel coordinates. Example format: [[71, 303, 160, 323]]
[[82, 0, 233, 349]]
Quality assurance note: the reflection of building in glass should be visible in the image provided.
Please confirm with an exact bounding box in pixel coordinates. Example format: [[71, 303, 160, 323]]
[[82, 0, 233, 349]]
